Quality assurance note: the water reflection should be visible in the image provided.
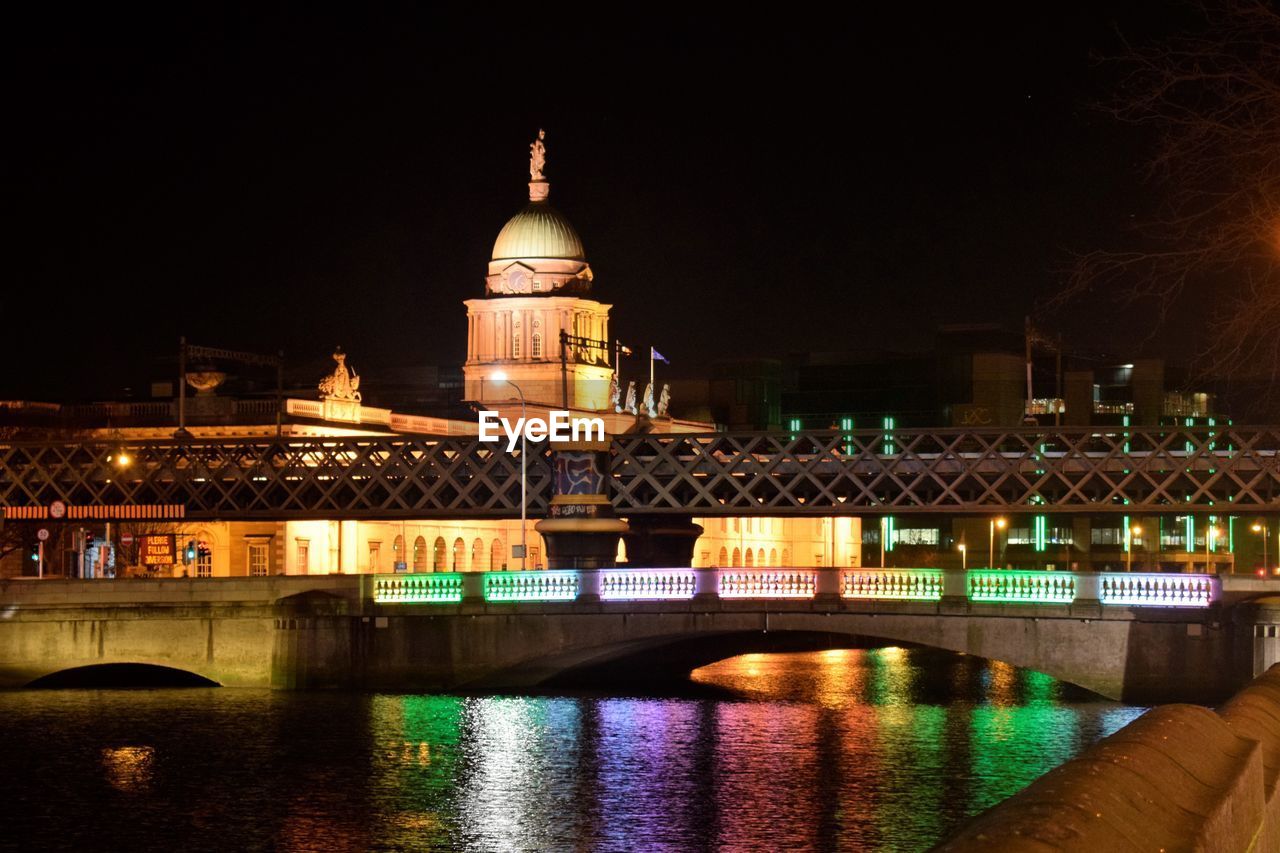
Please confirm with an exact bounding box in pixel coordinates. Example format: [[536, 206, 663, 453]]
[[1, 649, 1145, 852]]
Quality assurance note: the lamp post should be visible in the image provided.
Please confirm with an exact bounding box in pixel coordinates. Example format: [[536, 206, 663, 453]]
[[989, 517, 1006, 570], [1254, 522, 1271, 576], [958, 542, 967, 570], [491, 371, 527, 571], [1127, 525, 1142, 573]]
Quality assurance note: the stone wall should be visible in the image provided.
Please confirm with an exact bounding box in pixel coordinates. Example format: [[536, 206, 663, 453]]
[[936, 664, 1280, 851]]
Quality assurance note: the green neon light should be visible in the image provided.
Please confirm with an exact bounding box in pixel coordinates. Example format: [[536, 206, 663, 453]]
[[484, 571, 579, 602], [1185, 514, 1194, 554], [1209, 514, 1217, 553], [841, 416, 854, 455], [1034, 515, 1046, 552], [883, 415, 895, 455], [374, 573, 465, 603], [1123, 514, 1130, 552], [968, 570, 1075, 604], [884, 515, 896, 552]]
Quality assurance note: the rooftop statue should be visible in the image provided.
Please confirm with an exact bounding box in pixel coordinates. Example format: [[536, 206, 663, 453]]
[[319, 348, 362, 403], [529, 129, 547, 181], [624, 381, 638, 415], [656, 383, 671, 417], [609, 373, 622, 413], [642, 382, 655, 416]]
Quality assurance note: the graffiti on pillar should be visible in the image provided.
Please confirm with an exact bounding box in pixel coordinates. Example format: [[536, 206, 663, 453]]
[[554, 451, 605, 496]]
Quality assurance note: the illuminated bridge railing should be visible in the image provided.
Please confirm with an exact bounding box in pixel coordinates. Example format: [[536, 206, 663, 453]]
[[484, 570, 579, 602], [373, 573, 464, 604], [1100, 573, 1215, 608], [601, 569, 696, 601], [842, 569, 943, 601], [370, 568, 1218, 608], [968, 571, 1077, 604], [719, 570, 817, 598]]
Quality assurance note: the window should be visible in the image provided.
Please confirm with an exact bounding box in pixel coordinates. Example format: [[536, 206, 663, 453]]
[[893, 528, 940, 546], [756, 548, 765, 566], [744, 548, 754, 567], [532, 279, 543, 292], [512, 323, 522, 358], [452, 537, 466, 571], [413, 536, 427, 572], [782, 549, 790, 565], [196, 543, 212, 578], [296, 539, 310, 574], [1091, 528, 1124, 546], [248, 541, 269, 577], [718, 546, 728, 567], [433, 537, 447, 572], [732, 547, 741, 568], [472, 538, 484, 571], [490, 539, 504, 571], [769, 548, 778, 566], [529, 547, 541, 569], [368, 541, 381, 573], [531, 333, 542, 358]]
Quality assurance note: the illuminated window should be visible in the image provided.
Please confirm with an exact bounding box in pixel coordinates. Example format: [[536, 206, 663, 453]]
[[368, 541, 381, 573], [413, 536, 427, 572], [296, 539, 310, 574], [490, 539, 503, 571], [512, 331, 522, 358], [744, 548, 754, 567], [247, 542, 269, 577], [732, 547, 741, 567], [433, 537, 447, 572], [531, 333, 542, 358], [717, 546, 728, 567], [529, 546, 541, 569], [472, 538, 484, 571], [196, 543, 212, 578], [452, 537, 465, 571], [893, 528, 939, 546]]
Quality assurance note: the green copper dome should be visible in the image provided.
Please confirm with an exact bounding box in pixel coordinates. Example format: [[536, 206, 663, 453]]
[[491, 202, 585, 262]]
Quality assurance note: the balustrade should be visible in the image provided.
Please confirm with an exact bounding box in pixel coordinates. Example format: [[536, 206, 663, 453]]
[[483, 570, 579, 602], [600, 570, 696, 601], [368, 568, 1217, 609], [968, 570, 1076, 604], [373, 573, 464, 604], [842, 569, 944, 601]]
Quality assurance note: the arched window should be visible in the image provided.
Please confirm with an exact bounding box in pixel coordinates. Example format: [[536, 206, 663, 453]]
[[393, 534, 404, 569], [413, 536, 427, 572], [531, 332, 542, 359], [433, 537, 447, 572], [512, 328, 522, 358], [452, 538, 466, 571], [717, 546, 728, 567], [782, 548, 791, 566], [769, 548, 778, 566], [471, 538, 484, 571], [732, 547, 741, 568], [490, 539, 504, 571], [757, 548, 765, 567], [744, 549, 754, 567]]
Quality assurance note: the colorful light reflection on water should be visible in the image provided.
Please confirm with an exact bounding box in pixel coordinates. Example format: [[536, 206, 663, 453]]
[[0, 648, 1143, 851]]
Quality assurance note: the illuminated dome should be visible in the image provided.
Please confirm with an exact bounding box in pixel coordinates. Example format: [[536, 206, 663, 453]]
[[491, 202, 585, 262]]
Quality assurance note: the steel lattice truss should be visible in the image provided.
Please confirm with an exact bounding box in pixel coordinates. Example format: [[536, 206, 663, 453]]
[[610, 427, 1280, 515], [1, 427, 1279, 519], [0, 437, 550, 519]]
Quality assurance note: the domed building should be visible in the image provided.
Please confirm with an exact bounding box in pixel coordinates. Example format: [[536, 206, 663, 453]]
[[464, 131, 614, 411]]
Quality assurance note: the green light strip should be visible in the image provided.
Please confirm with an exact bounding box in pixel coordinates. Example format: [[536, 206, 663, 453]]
[[485, 571, 579, 602], [968, 570, 1075, 604]]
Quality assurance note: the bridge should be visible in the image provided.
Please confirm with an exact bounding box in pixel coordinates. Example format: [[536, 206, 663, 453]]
[[1, 425, 1279, 519], [4, 566, 1276, 703]]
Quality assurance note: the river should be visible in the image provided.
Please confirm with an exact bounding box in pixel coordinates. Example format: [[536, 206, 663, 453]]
[[0, 647, 1144, 851]]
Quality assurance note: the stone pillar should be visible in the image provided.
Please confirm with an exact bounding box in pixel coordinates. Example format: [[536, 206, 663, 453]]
[[694, 567, 720, 602], [621, 516, 705, 568], [577, 568, 602, 603], [815, 567, 841, 602], [461, 571, 485, 605], [534, 439, 628, 570], [942, 567, 969, 611], [1074, 570, 1102, 610]]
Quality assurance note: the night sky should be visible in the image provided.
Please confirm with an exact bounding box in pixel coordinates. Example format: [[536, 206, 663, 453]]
[[6, 4, 1193, 400]]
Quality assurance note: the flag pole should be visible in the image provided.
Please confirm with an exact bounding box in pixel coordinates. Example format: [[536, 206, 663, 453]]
[[649, 346, 655, 393]]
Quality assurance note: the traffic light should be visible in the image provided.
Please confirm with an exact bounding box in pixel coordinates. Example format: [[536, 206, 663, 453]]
[[29, 545, 39, 562], [84, 533, 95, 549], [184, 540, 196, 564]]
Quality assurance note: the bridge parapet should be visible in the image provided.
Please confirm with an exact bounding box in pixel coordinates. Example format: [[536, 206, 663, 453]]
[[368, 567, 1219, 608]]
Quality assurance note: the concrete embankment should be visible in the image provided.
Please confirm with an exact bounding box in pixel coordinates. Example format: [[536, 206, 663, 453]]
[[935, 664, 1280, 852]]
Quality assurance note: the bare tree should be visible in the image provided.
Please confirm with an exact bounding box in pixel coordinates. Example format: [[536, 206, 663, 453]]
[[1055, 1, 1280, 407]]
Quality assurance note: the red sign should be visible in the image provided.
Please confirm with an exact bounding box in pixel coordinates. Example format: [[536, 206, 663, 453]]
[[121, 532, 135, 547], [138, 534, 175, 566]]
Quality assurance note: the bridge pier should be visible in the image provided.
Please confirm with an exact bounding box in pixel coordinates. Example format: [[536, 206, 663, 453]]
[[620, 516, 704, 568]]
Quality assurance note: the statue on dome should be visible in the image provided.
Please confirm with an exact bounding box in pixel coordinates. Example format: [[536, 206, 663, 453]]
[[608, 373, 622, 413], [529, 129, 547, 181], [318, 348, 362, 402], [656, 384, 671, 417], [623, 381, 638, 415]]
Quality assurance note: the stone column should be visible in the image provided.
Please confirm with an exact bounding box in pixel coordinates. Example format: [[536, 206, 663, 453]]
[[621, 516, 705, 568], [535, 439, 628, 570]]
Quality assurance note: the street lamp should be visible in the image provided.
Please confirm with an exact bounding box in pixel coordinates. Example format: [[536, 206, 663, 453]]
[[1126, 525, 1142, 573], [1253, 522, 1271, 576], [958, 542, 967, 570], [989, 517, 1007, 570], [491, 371, 527, 572]]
